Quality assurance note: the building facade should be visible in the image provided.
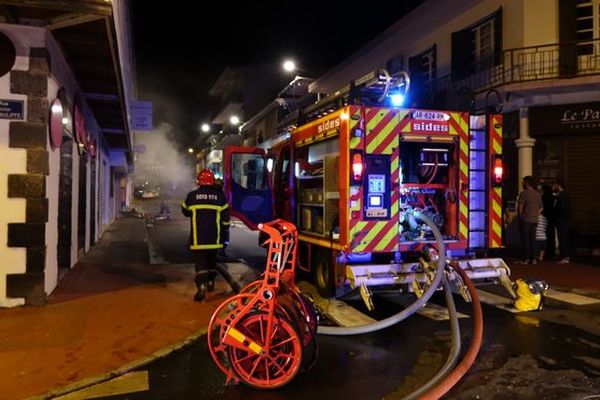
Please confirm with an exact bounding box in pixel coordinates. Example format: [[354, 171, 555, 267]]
[[308, 0, 600, 243], [0, 1, 135, 307]]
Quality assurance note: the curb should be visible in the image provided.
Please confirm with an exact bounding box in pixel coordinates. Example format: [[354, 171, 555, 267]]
[[29, 328, 208, 400]]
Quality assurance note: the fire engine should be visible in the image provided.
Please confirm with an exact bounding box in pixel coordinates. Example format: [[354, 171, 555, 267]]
[[223, 70, 512, 303]]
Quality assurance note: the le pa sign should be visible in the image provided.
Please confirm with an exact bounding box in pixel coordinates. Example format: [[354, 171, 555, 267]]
[[0, 99, 24, 120]]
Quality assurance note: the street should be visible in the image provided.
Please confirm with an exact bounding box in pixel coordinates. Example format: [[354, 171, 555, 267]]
[[86, 199, 600, 399]]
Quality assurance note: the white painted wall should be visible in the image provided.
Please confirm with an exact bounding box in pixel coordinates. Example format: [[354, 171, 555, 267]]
[[0, 25, 43, 307]]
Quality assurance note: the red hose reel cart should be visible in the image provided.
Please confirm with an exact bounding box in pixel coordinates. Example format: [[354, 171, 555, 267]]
[[207, 219, 319, 389]]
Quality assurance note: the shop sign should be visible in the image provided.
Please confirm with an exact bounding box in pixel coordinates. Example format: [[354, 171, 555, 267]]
[[0, 99, 24, 120], [131, 100, 153, 131], [530, 102, 600, 135]]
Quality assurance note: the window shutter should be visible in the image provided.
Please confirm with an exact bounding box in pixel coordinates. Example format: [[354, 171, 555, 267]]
[[494, 8, 503, 65], [559, 0, 578, 76], [451, 29, 475, 81]]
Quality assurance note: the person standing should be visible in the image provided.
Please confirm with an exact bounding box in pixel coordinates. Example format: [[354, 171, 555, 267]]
[[541, 184, 556, 259], [517, 176, 543, 264], [554, 179, 571, 264], [181, 169, 230, 301]]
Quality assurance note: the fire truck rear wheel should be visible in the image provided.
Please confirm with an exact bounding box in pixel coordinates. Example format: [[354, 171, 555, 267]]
[[313, 249, 334, 297]]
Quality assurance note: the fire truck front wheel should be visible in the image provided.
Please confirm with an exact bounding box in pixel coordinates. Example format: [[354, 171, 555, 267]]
[[313, 249, 334, 297]]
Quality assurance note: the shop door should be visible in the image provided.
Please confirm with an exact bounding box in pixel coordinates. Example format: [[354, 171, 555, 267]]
[[57, 138, 73, 273]]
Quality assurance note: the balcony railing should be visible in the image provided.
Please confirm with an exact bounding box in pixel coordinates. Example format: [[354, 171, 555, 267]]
[[437, 39, 600, 95]]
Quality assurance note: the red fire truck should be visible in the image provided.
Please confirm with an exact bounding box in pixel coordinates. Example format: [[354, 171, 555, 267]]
[[224, 70, 511, 300]]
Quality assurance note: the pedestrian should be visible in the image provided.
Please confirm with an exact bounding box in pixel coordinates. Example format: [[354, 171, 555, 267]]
[[157, 190, 171, 219], [517, 176, 543, 264], [554, 179, 571, 264], [536, 211, 548, 262], [541, 184, 555, 258], [181, 169, 230, 301]]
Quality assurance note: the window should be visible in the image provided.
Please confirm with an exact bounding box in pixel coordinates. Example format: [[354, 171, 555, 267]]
[[409, 45, 437, 102], [576, 0, 600, 55], [472, 19, 495, 69], [451, 9, 502, 80]]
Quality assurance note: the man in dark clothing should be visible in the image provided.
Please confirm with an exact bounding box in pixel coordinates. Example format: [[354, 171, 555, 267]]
[[554, 179, 571, 263], [181, 169, 230, 301], [517, 176, 543, 264]]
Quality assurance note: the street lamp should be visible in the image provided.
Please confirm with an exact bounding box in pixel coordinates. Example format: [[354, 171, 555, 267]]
[[188, 147, 194, 154], [201, 123, 210, 133], [230, 115, 240, 125], [282, 59, 296, 73]]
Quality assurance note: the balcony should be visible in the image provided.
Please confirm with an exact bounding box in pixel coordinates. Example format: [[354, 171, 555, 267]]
[[437, 39, 600, 95]]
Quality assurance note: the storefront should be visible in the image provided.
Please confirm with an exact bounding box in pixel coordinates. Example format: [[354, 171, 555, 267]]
[[529, 103, 600, 238]]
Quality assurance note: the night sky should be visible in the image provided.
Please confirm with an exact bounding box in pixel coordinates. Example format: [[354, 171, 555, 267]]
[[131, 0, 424, 146]]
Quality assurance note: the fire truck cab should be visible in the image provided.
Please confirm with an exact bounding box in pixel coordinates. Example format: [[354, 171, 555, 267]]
[[224, 70, 511, 299]]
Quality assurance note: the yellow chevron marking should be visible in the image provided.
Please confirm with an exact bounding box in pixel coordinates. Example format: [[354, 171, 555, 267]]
[[460, 160, 469, 178], [493, 201, 502, 217], [459, 224, 468, 238], [375, 225, 398, 251], [493, 221, 502, 238], [350, 137, 361, 149], [361, 223, 384, 245], [493, 139, 502, 154], [367, 117, 397, 154], [366, 109, 390, 131]]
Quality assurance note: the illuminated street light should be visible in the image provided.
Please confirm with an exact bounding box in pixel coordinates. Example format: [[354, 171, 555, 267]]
[[201, 123, 210, 133], [230, 115, 240, 125], [188, 147, 194, 154], [282, 59, 296, 73]]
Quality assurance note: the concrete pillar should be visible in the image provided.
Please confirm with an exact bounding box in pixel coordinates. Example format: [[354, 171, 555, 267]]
[[515, 107, 535, 182]]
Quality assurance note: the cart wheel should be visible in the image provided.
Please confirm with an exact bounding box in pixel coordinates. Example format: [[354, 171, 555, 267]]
[[228, 312, 303, 389], [294, 291, 319, 337], [301, 334, 319, 371], [207, 293, 255, 377]]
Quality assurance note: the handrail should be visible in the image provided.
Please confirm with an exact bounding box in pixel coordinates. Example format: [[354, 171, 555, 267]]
[[435, 38, 600, 95]]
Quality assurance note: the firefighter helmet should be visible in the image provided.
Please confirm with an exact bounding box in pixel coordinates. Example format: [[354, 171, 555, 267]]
[[197, 169, 215, 186]]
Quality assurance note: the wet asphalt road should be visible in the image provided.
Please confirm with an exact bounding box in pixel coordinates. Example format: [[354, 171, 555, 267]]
[[102, 199, 600, 399]]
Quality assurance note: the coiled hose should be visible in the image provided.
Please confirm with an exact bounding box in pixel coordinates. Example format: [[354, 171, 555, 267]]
[[317, 211, 446, 336]]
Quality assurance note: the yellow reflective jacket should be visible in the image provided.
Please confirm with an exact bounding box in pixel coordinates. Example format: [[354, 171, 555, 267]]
[[181, 185, 230, 250]]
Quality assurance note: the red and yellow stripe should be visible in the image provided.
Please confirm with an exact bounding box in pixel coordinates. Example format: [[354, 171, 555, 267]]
[[350, 107, 400, 253], [488, 114, 503, 248], [457, 113, 470, 242]]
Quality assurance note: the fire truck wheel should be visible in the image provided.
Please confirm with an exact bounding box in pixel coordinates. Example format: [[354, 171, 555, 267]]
[[313, 249, 334, 297]]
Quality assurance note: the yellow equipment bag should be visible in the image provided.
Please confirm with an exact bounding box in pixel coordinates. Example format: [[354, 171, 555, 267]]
[[513, 278, 548, 312]]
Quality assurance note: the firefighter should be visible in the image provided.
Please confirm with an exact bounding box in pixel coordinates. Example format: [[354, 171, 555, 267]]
[[181, 169, 230, 301]]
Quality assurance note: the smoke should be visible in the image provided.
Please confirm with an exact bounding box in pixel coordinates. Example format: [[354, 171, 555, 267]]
[[133, 122, 196, 196]]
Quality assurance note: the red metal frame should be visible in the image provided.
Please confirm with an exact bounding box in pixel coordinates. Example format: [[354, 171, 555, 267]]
[[207, 220, 318, 389]]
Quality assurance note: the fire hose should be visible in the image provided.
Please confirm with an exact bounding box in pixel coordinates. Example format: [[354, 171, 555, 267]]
[[317, 212, 447, 336], [316, 211, 483, 399]]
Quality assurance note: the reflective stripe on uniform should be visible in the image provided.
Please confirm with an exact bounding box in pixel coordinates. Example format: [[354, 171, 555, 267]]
[[190, 243, 224, 250], [188, 204, 228, 249], [180, 201, 188, 210]]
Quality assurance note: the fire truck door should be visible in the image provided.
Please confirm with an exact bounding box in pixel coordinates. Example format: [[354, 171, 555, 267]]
[[223, 146, 273, 229]]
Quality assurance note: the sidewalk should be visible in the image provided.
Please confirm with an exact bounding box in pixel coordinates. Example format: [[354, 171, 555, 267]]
[[509, 258, 600, 292], [0, 216, 240, 400]]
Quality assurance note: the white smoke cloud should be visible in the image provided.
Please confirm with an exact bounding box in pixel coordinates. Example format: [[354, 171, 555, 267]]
[[133, 122, 196, 196]]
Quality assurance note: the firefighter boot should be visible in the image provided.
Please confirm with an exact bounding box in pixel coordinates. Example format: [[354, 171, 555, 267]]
[[207, 270, 217, 292], [194, 272, 208, 302]]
